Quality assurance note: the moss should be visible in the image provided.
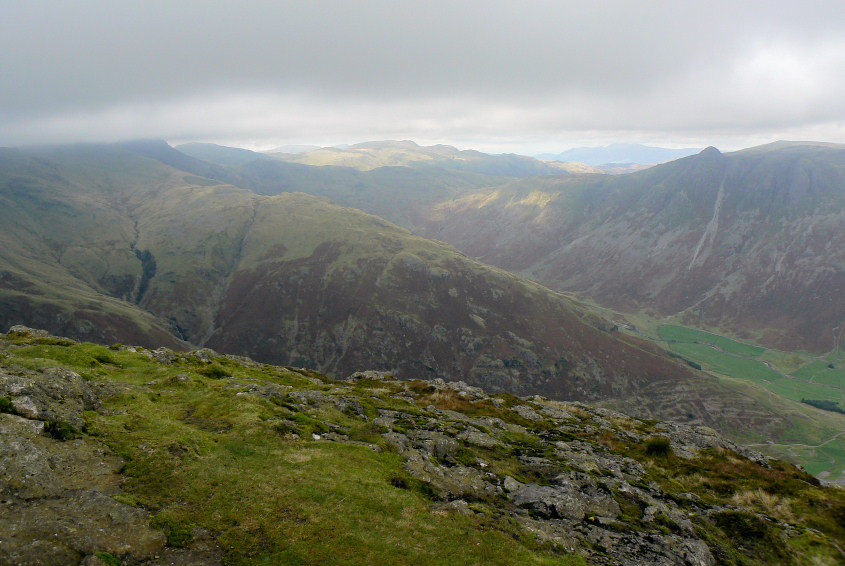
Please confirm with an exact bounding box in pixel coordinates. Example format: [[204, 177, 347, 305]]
[[0, 396, 15, 414], [613, 488, 646, 527], [44, 420, 77, 441], [33, 337, 77, 346], [92, 352, 118, 366], [388, 472, 441, 501], [711, 510, 790, 563], [151, 515, 194, 547], [347, 422, 388, 444], [93, 552, 121, 566], [392, 418, 415, 434], [454, 446, 478, 467], [272, 420, 299, 436], [652, 512, 682, 535], [198, 364, 229, 379]]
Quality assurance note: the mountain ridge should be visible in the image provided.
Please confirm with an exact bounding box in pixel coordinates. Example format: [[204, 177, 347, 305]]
[[2, 139, 844, 480], [399, 143, 845, 354], [0, 141, 706, 408]]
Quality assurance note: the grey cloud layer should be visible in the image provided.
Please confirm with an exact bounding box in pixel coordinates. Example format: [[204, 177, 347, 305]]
[[3, 1, 845, 149]]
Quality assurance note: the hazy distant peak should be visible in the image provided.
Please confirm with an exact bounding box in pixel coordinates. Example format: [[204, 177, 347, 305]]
[[348, 140, 421, 150], [119, 138, 173, 153], [536, 143, 702, 166], [699, 146, 722, 156], [264, 144, 321, 154]]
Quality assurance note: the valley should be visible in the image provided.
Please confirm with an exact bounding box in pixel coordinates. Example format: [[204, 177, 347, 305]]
[[179, 139, 845, 480], [7, 4, 845, 564], [1, 139, 844, 484], [655, 323, 845, 481]]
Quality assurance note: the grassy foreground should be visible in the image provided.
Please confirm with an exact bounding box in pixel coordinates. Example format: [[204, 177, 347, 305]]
[[2, 329, 844, 565], [1, 333, 582, 565]]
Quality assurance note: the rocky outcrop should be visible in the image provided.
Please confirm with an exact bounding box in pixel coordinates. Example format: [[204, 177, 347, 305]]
[[0, 327, 224, 564], [1, 329, 839, 565], [0, 379, 167, 563], [284, 373, 801, 565]]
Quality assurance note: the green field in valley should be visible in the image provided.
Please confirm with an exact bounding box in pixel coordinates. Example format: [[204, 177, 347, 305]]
[[658, 325, 766, 357], [659, 324, 844, 404], [793, 360, 845, 388], [657, 324, 845, 481]]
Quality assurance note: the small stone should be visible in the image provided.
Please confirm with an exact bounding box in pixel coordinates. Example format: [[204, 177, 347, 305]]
[[513, 404, 542, 421], [458, 429, 500, 448], [346, 370, 394, 382], [503, 476, 521, 492], [12, 396, 39, 419]]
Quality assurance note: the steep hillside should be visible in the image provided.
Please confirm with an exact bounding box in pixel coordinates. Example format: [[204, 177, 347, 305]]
[[186, 140, 845, 355], [2, 327, 843, 565], [0, 145, 189, 350], [0, 142, 709, 418], [3, 141, 843, 477], [413, 143, 845, 354]]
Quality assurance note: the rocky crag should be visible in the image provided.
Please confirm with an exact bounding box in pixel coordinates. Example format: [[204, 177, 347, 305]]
[[1, 326, 843, 565]]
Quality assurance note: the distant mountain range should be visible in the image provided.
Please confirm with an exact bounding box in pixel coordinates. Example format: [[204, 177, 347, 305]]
[[2, 138, 844, 476], [258, 139, 586, 176], [265, 144, 323, 153], [0, 140, 711, 412], [536, 143, 701, 165]]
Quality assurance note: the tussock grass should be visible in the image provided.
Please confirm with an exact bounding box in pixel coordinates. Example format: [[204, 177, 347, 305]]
[[731, 488, 795, 522]]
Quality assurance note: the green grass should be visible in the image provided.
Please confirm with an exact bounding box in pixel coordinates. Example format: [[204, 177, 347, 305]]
[[767, 379, 844, 404], [752, 436, 845, 481], [666, 342, 780, 381], [4, 341, 576, 565], [4, 333, 845, 564], [793, 360, 845, 387], [658, 325, 765, 357], [654, 323, 845, 481], [665, 336, 845, 405]]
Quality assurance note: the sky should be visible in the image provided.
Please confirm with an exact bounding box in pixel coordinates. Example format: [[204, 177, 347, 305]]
[[3, 1, 845, 154]]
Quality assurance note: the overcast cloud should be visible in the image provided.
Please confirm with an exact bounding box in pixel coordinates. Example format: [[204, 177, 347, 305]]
[[3, 1, 845, 153]]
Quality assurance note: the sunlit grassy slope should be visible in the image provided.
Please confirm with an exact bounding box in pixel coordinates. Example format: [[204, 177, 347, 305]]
[[0, 333, 584, 565]]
